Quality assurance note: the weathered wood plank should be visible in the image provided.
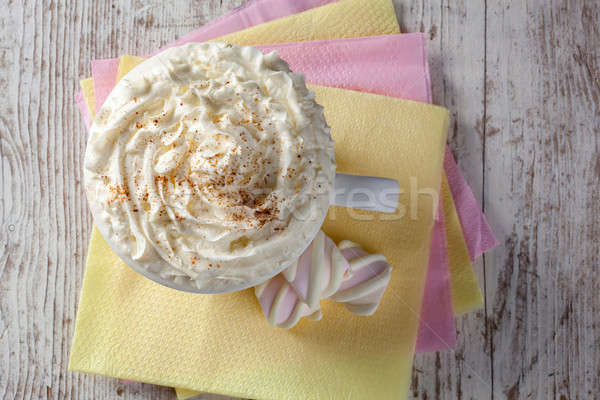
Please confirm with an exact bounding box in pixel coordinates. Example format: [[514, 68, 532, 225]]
[[484, 0, 600, 399]]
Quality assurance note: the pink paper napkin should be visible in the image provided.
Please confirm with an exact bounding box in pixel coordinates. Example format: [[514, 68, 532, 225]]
[[444, 147, 499, 259], [257, 35, 431, 102], [416, 201, 455, 351], [75, 92, 91, 128], [80, 33, 457, 352]]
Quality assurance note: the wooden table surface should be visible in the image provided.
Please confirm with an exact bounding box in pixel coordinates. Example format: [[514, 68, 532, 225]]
[[0, 0, 598, 399]]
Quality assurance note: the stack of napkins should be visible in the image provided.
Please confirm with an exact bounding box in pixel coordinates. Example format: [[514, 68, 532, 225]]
[[71, 0, 498, 398]]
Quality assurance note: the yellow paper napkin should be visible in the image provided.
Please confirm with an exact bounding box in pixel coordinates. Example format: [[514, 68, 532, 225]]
[[71, 69, 449, 400], [442, 175, 484, 313], [215, 0, 400, 44], [174, 388, 202, 400]]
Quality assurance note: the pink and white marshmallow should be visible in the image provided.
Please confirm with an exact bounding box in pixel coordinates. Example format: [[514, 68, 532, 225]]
[[254, 231, 392, 328]]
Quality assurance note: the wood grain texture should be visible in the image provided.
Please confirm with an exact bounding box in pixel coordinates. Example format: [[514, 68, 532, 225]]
[[0, 0, 598, 399], [483, 1, 600, 399]]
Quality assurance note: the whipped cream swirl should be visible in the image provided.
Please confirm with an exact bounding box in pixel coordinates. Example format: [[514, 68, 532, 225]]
[[84, 42, 335, 293]]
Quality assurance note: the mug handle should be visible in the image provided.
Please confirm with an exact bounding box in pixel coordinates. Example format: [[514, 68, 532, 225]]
[[331, 173, 399, 213]]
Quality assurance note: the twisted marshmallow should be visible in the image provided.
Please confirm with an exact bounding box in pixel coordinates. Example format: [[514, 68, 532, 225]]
[[254, 231, 392, 328]]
